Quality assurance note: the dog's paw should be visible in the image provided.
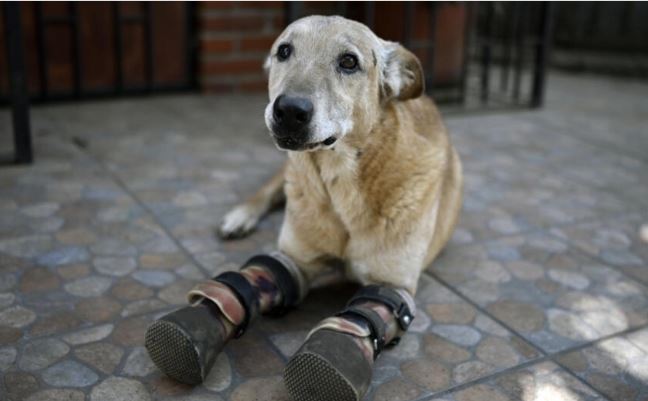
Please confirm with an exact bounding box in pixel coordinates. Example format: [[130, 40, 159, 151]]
[[218, 205, 260, 240]]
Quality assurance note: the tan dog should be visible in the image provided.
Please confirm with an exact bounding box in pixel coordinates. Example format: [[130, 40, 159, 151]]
[[218, 15, 463, 296]]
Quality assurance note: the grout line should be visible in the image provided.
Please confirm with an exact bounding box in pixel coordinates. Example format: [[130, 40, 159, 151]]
[[70, 139, 216, 279], [413, 356, 549, 401], [413, 323, 648, 401], [450, 207, 638, 250], [425, 270, 547, 356], [422, 269, 648, 400]]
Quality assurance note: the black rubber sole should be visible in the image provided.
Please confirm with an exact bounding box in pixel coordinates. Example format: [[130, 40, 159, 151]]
[[284, 330, 372, 401], [145, 319, 203, 384], [144, 303, 227, 385]]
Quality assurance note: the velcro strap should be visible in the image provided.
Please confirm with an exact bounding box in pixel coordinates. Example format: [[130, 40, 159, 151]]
[[243, 254, 298, 315], [214, 271, 259, 338], [348, 285, 414, 333], [336, 306, 386, 359]]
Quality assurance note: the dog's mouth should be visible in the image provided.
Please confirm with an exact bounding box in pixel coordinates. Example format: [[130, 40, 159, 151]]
[[274, 136, 337, 151]]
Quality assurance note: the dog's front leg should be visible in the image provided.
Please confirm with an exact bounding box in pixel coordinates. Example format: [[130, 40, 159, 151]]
[[144, 251, 306, 384], [284, 283, 416, 401], [218, 163, 286, 239]]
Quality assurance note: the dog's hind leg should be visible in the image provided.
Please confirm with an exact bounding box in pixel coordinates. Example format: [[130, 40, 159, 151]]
[[218, 163, 286, 239], [284, 284, 416, 401], [145, 251, 306, 384]]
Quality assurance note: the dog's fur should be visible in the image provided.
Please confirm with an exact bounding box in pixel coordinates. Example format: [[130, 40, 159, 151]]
[[219, 16, 463, 295]]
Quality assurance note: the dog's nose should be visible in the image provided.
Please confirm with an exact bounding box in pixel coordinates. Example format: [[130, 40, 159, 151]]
[[272, 95, 313, 135]]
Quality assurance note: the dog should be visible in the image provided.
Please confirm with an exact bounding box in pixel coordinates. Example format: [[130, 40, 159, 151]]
[[145, 15, 463, 400], [218, 15, 463, 296]]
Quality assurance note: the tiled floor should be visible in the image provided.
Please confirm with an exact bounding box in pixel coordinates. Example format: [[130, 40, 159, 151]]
[[1, 71, 647, 401]]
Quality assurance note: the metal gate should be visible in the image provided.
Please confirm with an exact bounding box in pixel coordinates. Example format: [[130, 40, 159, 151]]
[[1, 2, 198, 164], [285, 2, 554, 111]]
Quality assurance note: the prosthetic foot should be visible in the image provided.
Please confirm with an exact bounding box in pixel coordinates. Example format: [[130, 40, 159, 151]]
[[145, 253, 304, 384], [284, 285, 415, 401]]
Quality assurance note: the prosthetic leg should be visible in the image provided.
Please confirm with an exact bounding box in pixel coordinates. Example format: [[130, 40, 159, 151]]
[[145, 252, 305, 384], [285, 285, 416, 401]]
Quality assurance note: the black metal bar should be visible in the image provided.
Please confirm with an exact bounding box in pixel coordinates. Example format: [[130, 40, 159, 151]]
[[480, 3, 494, 103], [4, 3, 33, 164], [143, 2, 154, 91], [459, 3, 475, 104], [42, 15, 74, 24], [364, 2, 375, 30], [530, 2, 554, 107], [185, 2, 198, 89], [403, 2, 415, 48], [336, 2, 347, 17], [112, 3, 123, 93], [425, 3, 437, 91], [285, 2, 302, 25], [70, 2, 82, 98], [35, 3, 48, 99], [512, 4, 526, 103], [500, 3, 518, 92], [121, 15, 146, 24]]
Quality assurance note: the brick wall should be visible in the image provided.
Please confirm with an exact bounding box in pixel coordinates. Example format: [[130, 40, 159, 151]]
[[199, 1, 284, 93]]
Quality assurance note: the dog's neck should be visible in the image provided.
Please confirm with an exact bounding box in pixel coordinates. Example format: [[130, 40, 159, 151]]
[[288, 103, 399, 186]]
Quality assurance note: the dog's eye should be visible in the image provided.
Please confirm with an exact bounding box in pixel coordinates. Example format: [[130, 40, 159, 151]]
[[277, 44, 292, 61], [338, 54, 359, 72]]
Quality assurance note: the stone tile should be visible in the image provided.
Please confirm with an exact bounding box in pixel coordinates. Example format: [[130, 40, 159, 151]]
[[556, 328, 648, 401], [29, 312, 81, 337], [0, 305, 37, 328], [432, 362, 607, 401], [91, 377, 152, 401], [551, 214, 648, 285], [372, 378, 423, 401], [4, 371, 40, 401], [19, 338, 70, 371], [75, 296, 122, 323], [376, 276, 540, 394], [0, 326, 21, 345], [111, 315, 151, 347], [75, 342, 124, 374], [62, 323, 114, 345], [228, 333, 285, 378], [42, 360, 99, 387], [2, 72, 648, 401], [0, 346, 17, 371], [25, 389, 85, 401], [432, 232, 648, 352], [230, 376, 290, 401]]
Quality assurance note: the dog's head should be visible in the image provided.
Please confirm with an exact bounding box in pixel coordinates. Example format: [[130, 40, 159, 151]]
[[264, 15, 424, 151]]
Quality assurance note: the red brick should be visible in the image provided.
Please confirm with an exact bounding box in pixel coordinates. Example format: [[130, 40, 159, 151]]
[[203, 82, 235, 93], [202, 15, 265, 32], [272, 14, 286, 30], [202, 1, 235, 10], [201, 38, 235, 54], [240, 35, 276, 52], [238, 1, 283, 10], [239, 80, 268, 92], [201, 58, 264, 75]]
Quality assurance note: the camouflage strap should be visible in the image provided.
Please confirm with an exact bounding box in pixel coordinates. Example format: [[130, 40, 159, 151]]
[[187, 280, 246, 328], [243, 254, 301, 315], [336, 305, 386, 359], [348, 285, 415, 337], [213, 271, 259, 338], [306, 316, 370, 340]]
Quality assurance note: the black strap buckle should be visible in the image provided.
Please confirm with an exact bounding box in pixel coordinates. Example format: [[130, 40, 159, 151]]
[[348, 285, 414, 346], [213, 271, 259, 338]]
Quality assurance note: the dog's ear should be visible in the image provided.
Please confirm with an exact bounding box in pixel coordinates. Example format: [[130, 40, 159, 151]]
[[380, 41, 425, 102]]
